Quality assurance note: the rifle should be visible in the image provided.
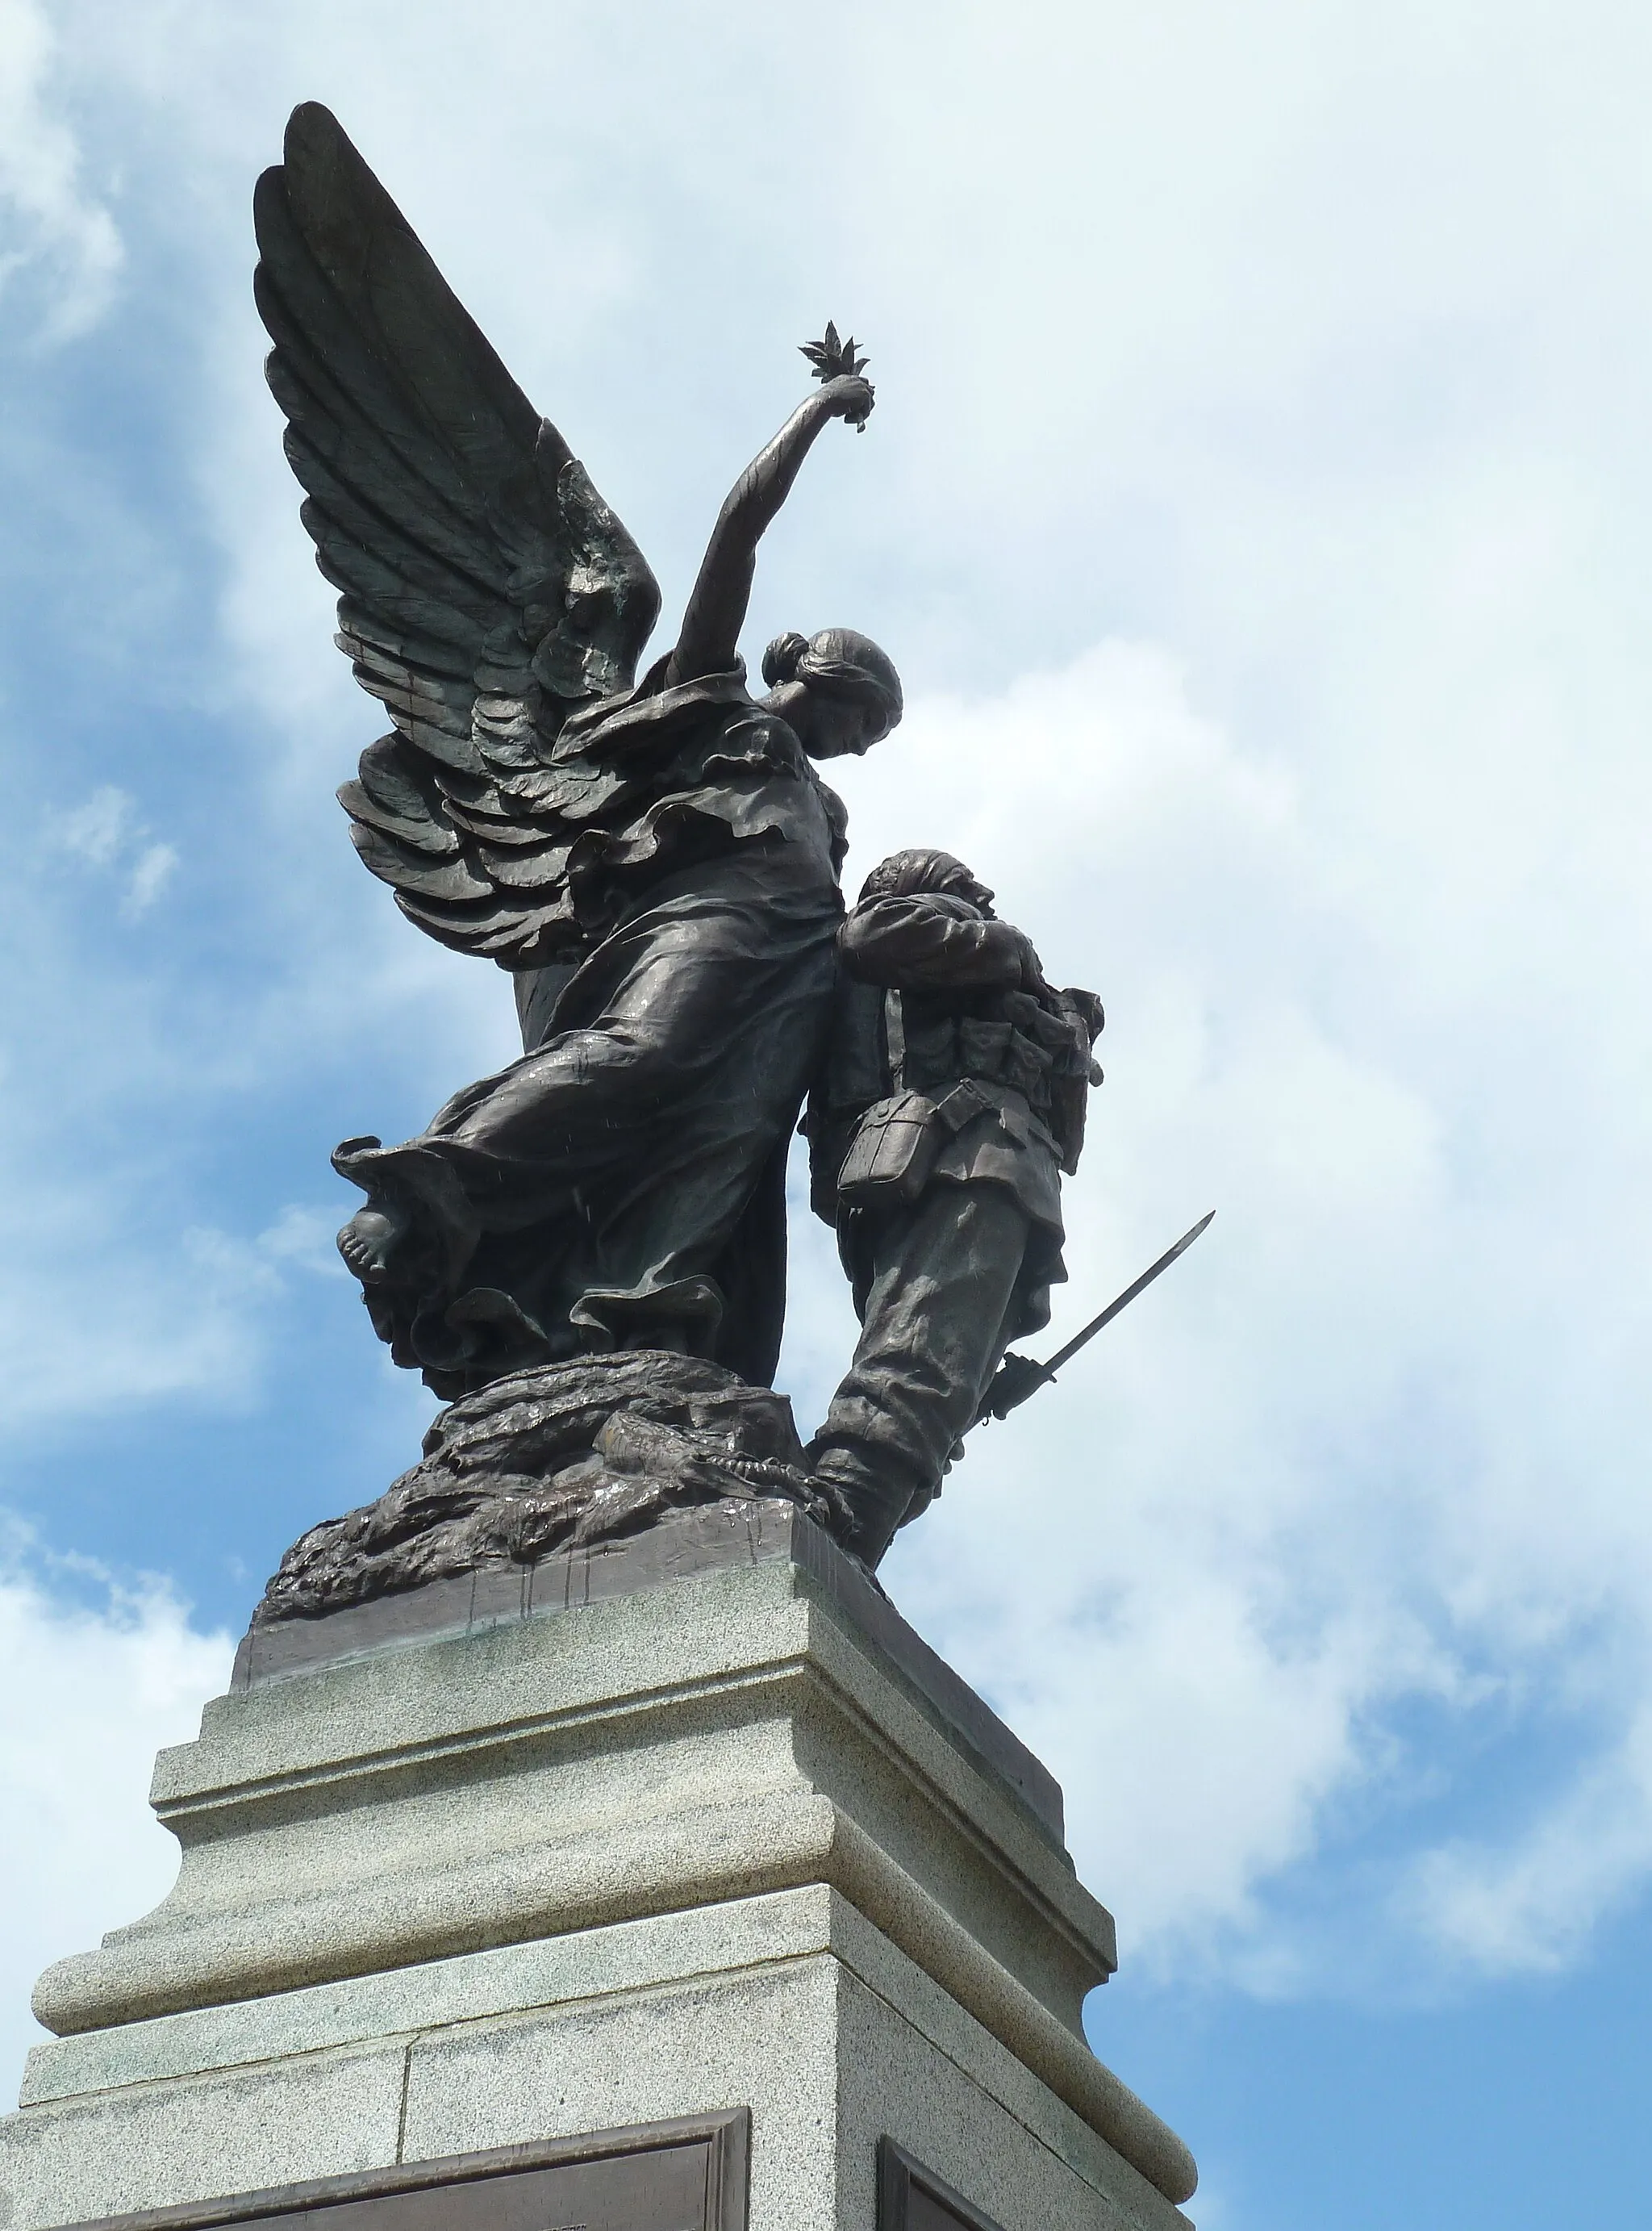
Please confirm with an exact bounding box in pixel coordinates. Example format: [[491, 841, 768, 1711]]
[[972, 1211, 1214, 1429]]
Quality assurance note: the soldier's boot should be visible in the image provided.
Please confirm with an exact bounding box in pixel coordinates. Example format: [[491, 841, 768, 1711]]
[[806, 1438, 928, 1572]]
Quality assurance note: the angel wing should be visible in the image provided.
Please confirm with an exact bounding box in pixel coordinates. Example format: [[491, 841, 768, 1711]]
[[254, 102, 662, 965]]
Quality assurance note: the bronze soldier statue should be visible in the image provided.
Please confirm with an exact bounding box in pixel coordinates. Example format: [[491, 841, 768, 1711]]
[[805, 850, 1105, 1569]]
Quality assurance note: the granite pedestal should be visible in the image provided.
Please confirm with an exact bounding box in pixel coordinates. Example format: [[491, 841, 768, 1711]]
[[0, 1502, 1196, 2230]]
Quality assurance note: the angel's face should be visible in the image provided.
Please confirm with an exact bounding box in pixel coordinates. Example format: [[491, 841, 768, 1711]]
[[794, 688, 886, 762]]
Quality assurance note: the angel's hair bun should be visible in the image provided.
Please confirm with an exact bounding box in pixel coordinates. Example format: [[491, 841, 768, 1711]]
[[761, 632, 811, 688], [761, 627, 903, 734]]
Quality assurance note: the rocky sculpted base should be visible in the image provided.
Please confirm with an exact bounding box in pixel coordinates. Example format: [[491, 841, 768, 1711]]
[[257, 1352, 846, 1623]]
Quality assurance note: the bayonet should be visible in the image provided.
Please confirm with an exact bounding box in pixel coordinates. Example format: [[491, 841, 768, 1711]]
[[972, 1210, 1215, 1429]]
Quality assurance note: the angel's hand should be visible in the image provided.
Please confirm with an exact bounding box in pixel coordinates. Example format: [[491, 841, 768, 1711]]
[[819, 373, 874, 427]]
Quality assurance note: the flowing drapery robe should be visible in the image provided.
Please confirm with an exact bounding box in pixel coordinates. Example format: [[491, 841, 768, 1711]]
[[335, 664, 845, 1398]]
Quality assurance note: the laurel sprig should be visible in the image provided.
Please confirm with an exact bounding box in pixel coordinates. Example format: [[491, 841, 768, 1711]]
[[799, 321, 870, 382]]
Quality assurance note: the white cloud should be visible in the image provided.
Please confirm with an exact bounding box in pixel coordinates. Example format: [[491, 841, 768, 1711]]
[[832, 641, 1652, 1989], [255, 1202, 350, 1279], [0, 1182, 261, 1423], [48, 785, 133, 867], [0, 1531, 232, 2099], [123, 841, 177, 917], [181, 1202, 351, 1304], [0, 0, 119, 341], [1397, 1694, 1652, 1978], [44, 788, 178, 917]]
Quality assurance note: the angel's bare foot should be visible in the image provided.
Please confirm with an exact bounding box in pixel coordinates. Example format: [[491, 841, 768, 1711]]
[[337, 1205, 411, 1287]]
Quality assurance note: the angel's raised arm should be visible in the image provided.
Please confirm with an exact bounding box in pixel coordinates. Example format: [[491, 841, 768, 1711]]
[[667, 361, 874, 687]]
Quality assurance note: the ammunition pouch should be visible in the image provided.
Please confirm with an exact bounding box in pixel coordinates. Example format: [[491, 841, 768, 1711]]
[[835, 1091, 942, 1208], [836, 1080, 1012, 1211]]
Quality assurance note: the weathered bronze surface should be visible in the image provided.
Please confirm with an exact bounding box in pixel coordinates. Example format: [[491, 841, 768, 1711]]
[[255, 1354, 845, 1622], [257, 102, 895, 1410], [803, 850, 1103, 1565], [254, 105, 1112, 1598], [62, 2114, 747, 2231]]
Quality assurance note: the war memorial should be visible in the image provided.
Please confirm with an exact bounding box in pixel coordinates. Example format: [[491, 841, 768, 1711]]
[[0, 105, 1204, 2231]]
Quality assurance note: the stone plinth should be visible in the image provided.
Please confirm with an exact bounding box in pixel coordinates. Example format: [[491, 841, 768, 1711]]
[[0, 1502, 1196, 2230]]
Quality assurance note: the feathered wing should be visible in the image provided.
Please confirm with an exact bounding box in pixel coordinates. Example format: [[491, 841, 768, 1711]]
[[254, 102, 662, 964]]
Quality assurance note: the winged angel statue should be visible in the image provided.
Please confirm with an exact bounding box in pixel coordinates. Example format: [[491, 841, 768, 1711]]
[[252, 106, 907, 1609]]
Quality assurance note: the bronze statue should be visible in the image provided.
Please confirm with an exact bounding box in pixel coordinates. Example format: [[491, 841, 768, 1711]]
[[250, 104, 1120, 1615], [803, 852, 1104, 1566], [256, 106, 898, 1402]]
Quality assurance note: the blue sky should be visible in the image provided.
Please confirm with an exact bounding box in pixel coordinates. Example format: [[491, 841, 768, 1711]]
[[3, 4, 1652, 2225]]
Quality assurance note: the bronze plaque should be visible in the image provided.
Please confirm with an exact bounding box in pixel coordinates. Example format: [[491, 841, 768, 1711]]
[[877, 2137, 1008, 2231], [65, 2112, 747, 2231]]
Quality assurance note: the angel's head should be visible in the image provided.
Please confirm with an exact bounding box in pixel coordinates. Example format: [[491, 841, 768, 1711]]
[[761, 628, 903, 761]]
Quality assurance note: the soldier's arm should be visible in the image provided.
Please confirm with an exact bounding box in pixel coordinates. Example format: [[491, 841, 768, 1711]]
[[839, 894, 1037, 990]]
